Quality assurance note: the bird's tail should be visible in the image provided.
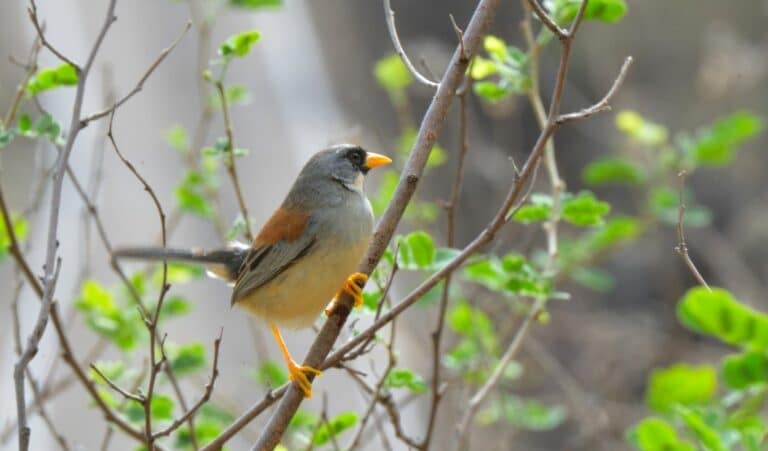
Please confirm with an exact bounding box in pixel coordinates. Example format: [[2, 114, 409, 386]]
[[113, 243, 249, 282]]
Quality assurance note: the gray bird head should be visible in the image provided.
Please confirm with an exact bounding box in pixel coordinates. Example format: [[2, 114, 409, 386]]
[[285, 145, 392, 206]]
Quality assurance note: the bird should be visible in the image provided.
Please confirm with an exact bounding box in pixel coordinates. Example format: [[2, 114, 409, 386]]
[[114, 144, 392, 398]]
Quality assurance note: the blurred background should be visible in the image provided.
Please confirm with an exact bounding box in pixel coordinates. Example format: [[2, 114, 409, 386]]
[[1, 0, 767, 450]]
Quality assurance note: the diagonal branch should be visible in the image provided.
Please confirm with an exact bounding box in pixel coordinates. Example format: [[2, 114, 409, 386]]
[[27, 0, 79, 70]]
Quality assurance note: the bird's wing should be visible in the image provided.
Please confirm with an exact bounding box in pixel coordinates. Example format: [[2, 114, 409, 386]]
[[231, 207, 318, 305]]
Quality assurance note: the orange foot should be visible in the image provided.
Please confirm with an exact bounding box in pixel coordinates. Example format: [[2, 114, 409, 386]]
[[286, 358, 322, 399], [325, 272, 369, 316]]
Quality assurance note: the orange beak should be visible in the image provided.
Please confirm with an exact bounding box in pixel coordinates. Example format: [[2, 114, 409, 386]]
[[364, 152, 392, 170]]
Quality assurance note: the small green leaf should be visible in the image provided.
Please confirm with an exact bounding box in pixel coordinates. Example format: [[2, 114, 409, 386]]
[[0, 213, 29, 261], [512, 193, 552, 223], [219, 30, 261, 58], [175, 171, 216, 218], [160, 296, 191, 317], [616, 110, 668, 146], [18, 114, 32, 133], [479, 395, 566, 430], [396, 231, 435, 270], [151, 394, 175, 421], [385, 368, 427, 394], [313, 412, 358, 445], [473, 81, 510, 102], [721, 351, 768, 389], [254, 360, 288, 387], [677, 287, 768, 349], [545, 0, 628, 25], [168, 342, 206, 375], [470, 56, 497, 80], [629, 417, 695, 451], [676, 406, 726, 451], [645, 363, 717, 413], [0, 127, 14, 148], [165, 125, 189, 153], [154, 262, 205, 285], [570, 266, 614, 291], [26, 63, 79, 95], [483, 35, 508, 60], [582, 157, 647, 185], [562, 192, 611, 227], [687, 111, 763, 167], [374, 53, 412, 93], [229, 0, 282, 8]]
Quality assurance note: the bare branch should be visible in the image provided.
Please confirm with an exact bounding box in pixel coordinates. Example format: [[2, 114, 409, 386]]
[[14, 1, 117, 447], [214, 80, 254, 241], [90, 364, 145, 404], [675, 170, 711, 290], [525, 0, 567, 39], [557, 56, 634, 124], [153, 330, 223, 439], [383, 0, 440, 88], [27, 0, 80, 70], [81, 21, 191, 127]]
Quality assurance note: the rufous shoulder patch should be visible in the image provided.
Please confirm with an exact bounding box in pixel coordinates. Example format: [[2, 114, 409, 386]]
[[254, 207, 310, 246]]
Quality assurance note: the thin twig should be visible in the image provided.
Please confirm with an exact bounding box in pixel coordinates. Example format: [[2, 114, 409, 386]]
[[90, 364, 145, 404], [674, 170, 710, 290], [27, 0, 80, 70], [383, 0, 440, 88], [81, 21, 192, 127], [15, 2, 117, 448], [3, 35, 41, 126], [525, 0, 567, 39], [214, 80, 253, 241]]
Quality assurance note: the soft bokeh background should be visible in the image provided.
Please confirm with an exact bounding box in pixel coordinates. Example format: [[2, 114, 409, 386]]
[[1, 0, 767, 450]]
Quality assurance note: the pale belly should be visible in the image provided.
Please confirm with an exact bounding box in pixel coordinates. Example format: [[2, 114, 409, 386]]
[[236, 237, 370, 329]]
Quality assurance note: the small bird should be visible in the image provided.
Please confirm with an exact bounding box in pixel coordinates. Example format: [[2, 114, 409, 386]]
[[115, 145, 392, 397]]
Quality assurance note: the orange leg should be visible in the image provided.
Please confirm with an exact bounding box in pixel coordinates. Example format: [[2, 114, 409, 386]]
[[269, 323, 321, 398], [325, 272, 369, 316]]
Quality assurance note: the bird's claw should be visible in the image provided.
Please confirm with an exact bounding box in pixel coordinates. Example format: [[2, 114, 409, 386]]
[[287, 359, 322, 398], [325, 273, 369, 316]]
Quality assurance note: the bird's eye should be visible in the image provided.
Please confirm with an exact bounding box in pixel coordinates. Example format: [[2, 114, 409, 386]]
[[349, 151, 363, 165]]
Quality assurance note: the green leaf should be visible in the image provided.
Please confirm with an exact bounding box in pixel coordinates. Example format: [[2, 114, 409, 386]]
[[470, 56, 497, 80], [448, 302, 497, 353], [473, 81, 510, 102], [562, 192, 610, 227], [570, 266, 614, 292], [483, 35, 508, 60], [151, 394, 174, 421], [645, 363, 717, 414], [676, 406, 726, 451], [0, 213, 29, 261], [374, 53, 413, 93], [228, 0, 282, 8], [219, 30, 261, 58], [512, 193, 552, 223], [545, 0, 628, 25], [687, 111, 763, 167], [582, 157, 647, 185], [160, 296, 191, 317], [721, 351, 768, 389], [18, 114, 32, 133], [385, 368, 427, 394], [26, 63, 79, 95], [677, 287, 768, 349], [154, 262, 205, 285], [479, 395, 566, 430], [396, 231, 435, 270], [165, 125, 189, 153], [254, 360, 288, 387], [0, 127, 14, 148], [168, 342, 206, 375], [313, 412, 358, 445], [616, 110, 668, 146], [175, 171, 215, 218], [629, 417, 696, 451]]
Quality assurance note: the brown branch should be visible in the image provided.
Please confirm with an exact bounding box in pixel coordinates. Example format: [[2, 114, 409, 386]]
[[153, 330, 223, 440], [674, 170, 710, 290], [81, 21, 191, 127], [525, 0, 567, 39], [249, 1, 503, 449], [27, 0, 79, 70], [90, 364, 145, 404], [214, 80, 254, 241], [421, 59, 472, 451], [383, 0, 440, 88], [3, 35, 41, 126], [557, 56, 633, 124], [14, 1, 117, 449]]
